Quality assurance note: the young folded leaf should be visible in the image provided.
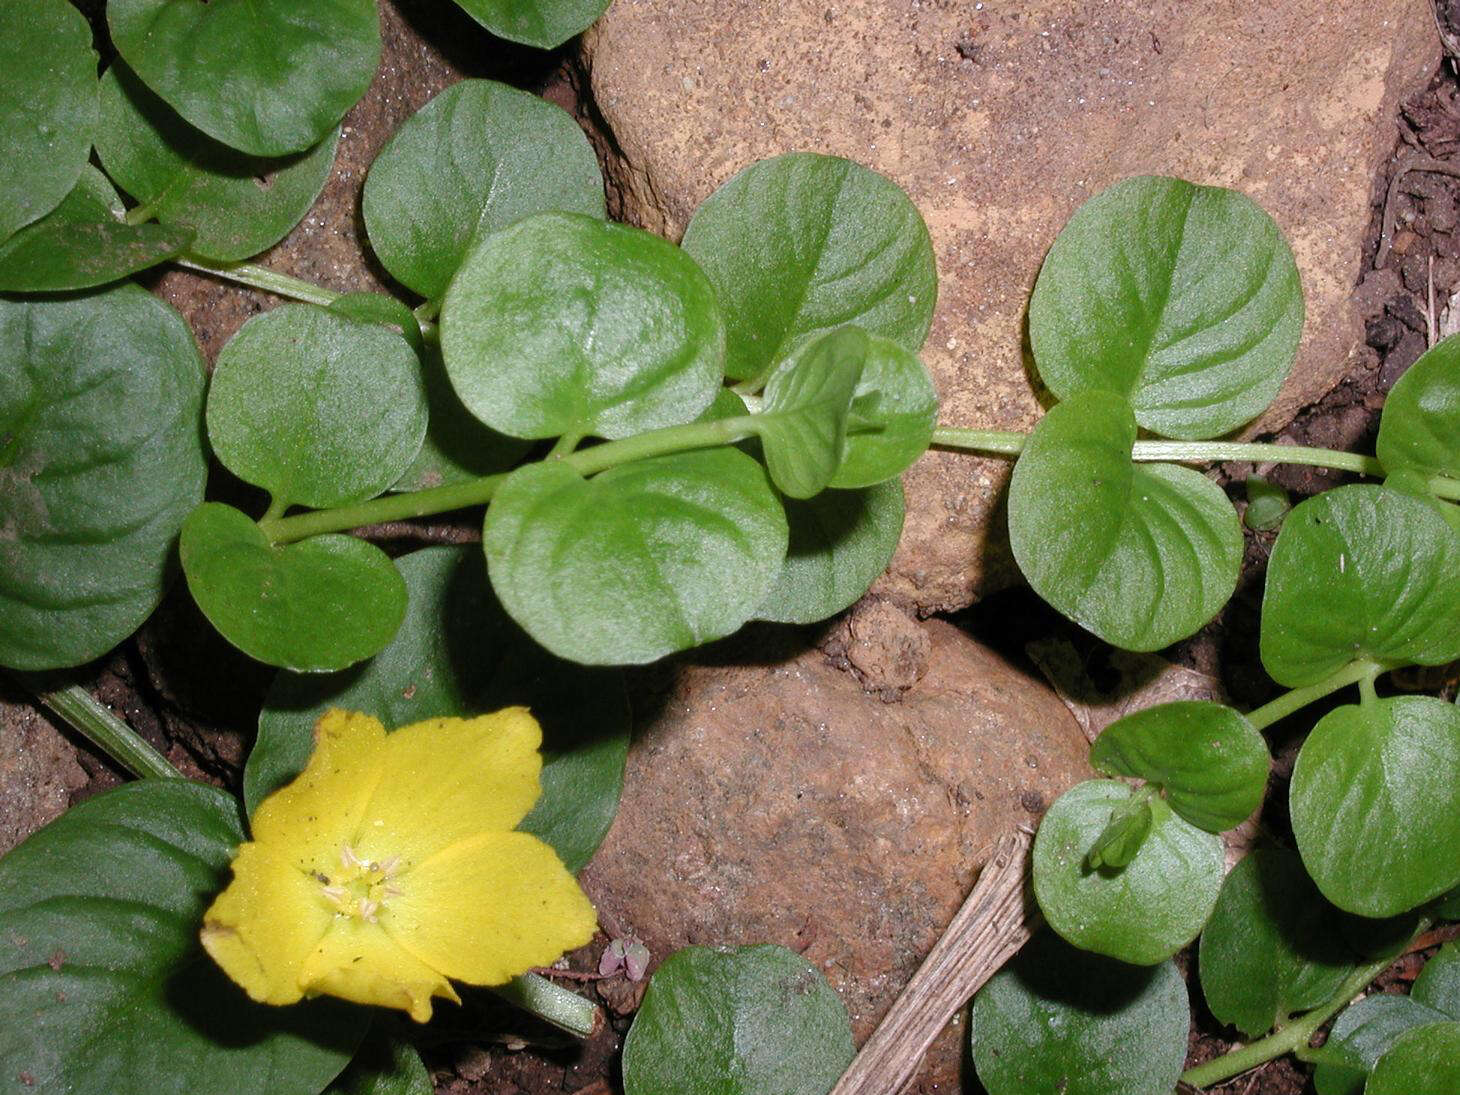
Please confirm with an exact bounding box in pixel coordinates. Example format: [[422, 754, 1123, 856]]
[[754, 326, 868, 498]]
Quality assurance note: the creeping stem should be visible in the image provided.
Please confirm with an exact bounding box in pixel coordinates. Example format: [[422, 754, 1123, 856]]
[[931, 428, 1460, 500], [174, 257, 343, 308], [258, 416, 761, 543], [1178, 918, 1431, 1091], [1244, 659, 1384, 732]]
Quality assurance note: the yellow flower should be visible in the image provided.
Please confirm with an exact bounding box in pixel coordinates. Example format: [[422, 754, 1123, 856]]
[[200, 707, 597, 1022]]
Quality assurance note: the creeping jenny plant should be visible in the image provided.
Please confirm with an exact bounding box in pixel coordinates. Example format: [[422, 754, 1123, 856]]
[[201, 708, 597, 1021]]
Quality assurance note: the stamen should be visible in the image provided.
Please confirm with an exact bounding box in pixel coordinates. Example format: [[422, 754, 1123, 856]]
[[378, 855, 401, 877], [321, 885, 347, 902], [340, 843, 363, 869]]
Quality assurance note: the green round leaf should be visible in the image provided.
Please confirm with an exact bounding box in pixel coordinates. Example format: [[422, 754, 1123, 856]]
[[207, 304, 427, 509], [0, 165, 193, 292], [1033, 780, 1224, 964], [1090, 701, 1270, 832], [755, 480, 905, 625], [449, 0, 611, 49], [1377, 334, 1460, 479], [1260, 484, 1460, 687], [622, 944, 853, 1095], [756, 326, 867, 499], [1029, 176, 1302, 440], [363, 79, 604, 301], [831, 335, 938, 489], [1197, 849, 1355, 1039], [484, 449, 788, 665], [328, 1029, 431, 1095], [0, 781, 364, 1094], [95, 63, 339, 263], [390, 345, 530, 492], [248, 547, 629, 873], [0, 0, 98, 243], [0, 285, 206, 670], [1291, 696, 1460, 918], [1366, 1022, 1460, 1095], [681, 152, 937, 383], [1415, 942, 1460, 1018], [971, 931, 1189, 1095], [180, 502, 407, 672], [442, 212, 724, 441], [1315, 996, 1453, 1095], [108, 0, 379, 157], [1435, 884, 1460, 921], [1008, 390, 1242, 652]]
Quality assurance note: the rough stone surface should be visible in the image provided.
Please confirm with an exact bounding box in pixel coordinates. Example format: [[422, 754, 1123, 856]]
[[582, 621, 1092, 1092], [0, 688, 87, 856], [584, 0, 1439, 613]]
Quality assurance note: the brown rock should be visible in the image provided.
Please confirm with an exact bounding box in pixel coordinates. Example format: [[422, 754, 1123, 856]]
[[837, 598, 932, 696], [584, 0, 1438, 613], [583, 621, 1091, 1092], [0, 688, 88, 856]]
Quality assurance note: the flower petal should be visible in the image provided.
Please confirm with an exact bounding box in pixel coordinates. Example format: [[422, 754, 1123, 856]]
[[252, 709, 388, 873], [382, 831, 597, 987], [200, 842, 333, 1006], [351, 708, 543, 869], [298, 915, 459, 1023]]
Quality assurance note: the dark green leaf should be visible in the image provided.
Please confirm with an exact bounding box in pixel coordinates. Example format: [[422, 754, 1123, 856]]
[[363, 79, 604, 301], [1414, 942, 1460, 1018], [755, 326, 867, 498], [1008, 390, 1242, 651], [681, 153, 937, 383], [0, 165, 193, 291], [249, 547, 628, 873], [971, 931, 1189, 1095], [1314, 996, 1452, 1095], [450, 0, 611, 49], [832, 336, 938, 489], [1260, 484, 1460, 687], [1197, 849, 1355, 1039], [1377, 334, 1460, 479], [207, 304, 427, 509], [1090, 701, 1270, 832], [391, 343, 531, 492], [0, 781, 364, 1094], [1244, 475, 1290, 532], [1028, 176, 1302, 440], [328, 1026, 431, 1095], [1435, 885, 1460, 921], [754, 480, 904, 625], [621, 944, 853, 1095], [95, 63, 339, 263], [442, 212, 724, 441], [1366, 1022, 1460, 1095], [180, 502, 407, 672], [485, 449, 787, 665], [1034, 780, 1224, 964], [0, 0, 98, 243], [1291, 697, 1460, 917], [0, 285, 206, 670], [108, 0, 379, 157]]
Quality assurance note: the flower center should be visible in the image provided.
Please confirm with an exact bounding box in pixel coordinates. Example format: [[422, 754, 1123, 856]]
[[318, 844, 401, 922]]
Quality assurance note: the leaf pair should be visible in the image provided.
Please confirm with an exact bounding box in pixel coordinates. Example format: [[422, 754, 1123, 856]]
[[1011, 176, 1303, 651], [1315, 943, 1460, 1095], [181, 304, 426, 672], [1034, 701, 1268, 965]]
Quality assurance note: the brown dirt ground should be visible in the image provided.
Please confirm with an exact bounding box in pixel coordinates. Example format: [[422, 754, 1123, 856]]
[[13, 15, 1460, 1095]]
